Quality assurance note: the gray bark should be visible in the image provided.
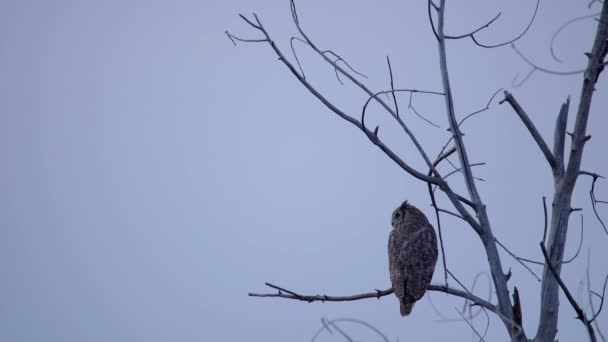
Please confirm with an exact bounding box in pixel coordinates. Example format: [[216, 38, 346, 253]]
[[534, 2, 608, 341]]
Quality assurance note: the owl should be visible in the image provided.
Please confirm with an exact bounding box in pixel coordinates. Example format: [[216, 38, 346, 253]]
[[388, 201, 438, 316]]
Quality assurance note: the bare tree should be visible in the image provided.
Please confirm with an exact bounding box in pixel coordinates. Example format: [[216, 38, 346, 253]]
[[227, 1, 608, 341]]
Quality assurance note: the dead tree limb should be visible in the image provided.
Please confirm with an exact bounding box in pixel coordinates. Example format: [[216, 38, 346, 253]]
[[535, 2, 608, 341]]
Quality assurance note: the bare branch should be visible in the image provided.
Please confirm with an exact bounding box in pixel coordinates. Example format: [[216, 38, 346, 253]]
[[283, 2, 482, 226], [437, 1, 520, 338], [249, 282, 500, 316], [233, 13, 453, 189], [432, 88, 502, 177], [360, 89, 452, 185], [436, 1, 482, 208], [540, 243, 597, 342], [500, 91, 558, 170]]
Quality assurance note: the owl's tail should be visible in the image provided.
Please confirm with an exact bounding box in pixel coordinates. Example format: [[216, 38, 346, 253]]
[[400, 301, 414, 316]]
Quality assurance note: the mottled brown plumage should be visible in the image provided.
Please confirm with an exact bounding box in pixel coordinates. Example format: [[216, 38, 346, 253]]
[[388, 201, 438, 316]]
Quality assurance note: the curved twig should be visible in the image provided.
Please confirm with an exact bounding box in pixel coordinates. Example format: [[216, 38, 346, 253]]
[[551, 13, 602, 63], [563, 215, 584, 264], [444, 12, 502, 40], [580, 171, 607, 234], [459, 88, 503, 126], [470, 0, 540, 48], [511, 43, 586, 81], [428, 147, 457, 287], [428, 0, 539, 49], [290, 37, 306, 78], [408, 91, 441, 128], [311, 318, 390, 342]]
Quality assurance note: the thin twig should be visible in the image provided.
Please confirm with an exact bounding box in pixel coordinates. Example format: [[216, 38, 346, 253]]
[[542, 196, 549, 245], [458, 88, 503, 126], [580, 171, 607, 233], [428, 147, 457, 287], [225, 31, 268, 45], [469, 0, 540, 48], [494, 237, 542, 281], [386, 56, 400, 117], [562, 215, 584, 264], [442, 163, 486, 183], [455, 307, 487, 342], [444, 12, 502, 40], [591, 275, 608, 322], [409, 98, 441, 128], [587, 251, 608, 342], [437, 208, 467, 221]]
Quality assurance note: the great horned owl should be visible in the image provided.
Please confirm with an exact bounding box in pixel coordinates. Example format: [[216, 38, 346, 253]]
[[388, 201, 438, 316]]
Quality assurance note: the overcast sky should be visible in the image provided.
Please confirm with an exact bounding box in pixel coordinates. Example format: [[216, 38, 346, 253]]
[[1, 0, 607, 341]]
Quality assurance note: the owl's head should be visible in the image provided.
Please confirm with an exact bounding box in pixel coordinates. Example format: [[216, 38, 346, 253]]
[[391, 200, 411, 227]]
